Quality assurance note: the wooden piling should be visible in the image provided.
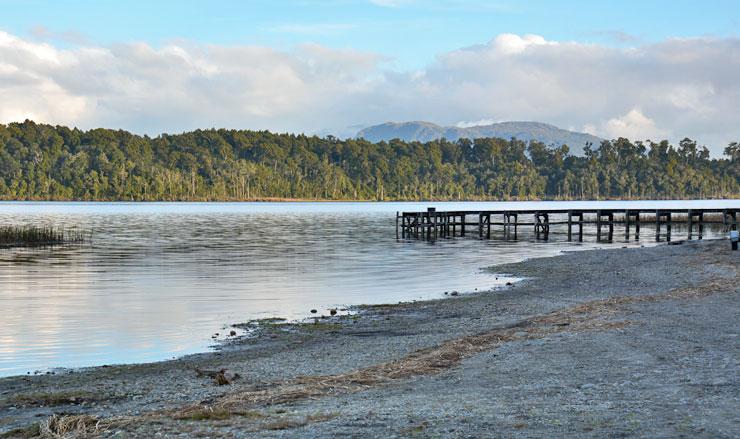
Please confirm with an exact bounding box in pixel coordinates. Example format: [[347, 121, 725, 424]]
[[635, 212, 640, 239], [567, 210, 573, 241], [625, 210, 630, 240], [399, 206, 731, 243], [666, 212, 672, 242]]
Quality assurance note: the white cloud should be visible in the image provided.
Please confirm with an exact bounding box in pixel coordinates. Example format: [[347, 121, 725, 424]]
[[601, 108, 668, 141], [394, 34, 740, 153], [456, 119, 498, 128], [491, 33, 555, 55], [0, 30, 385, 134], [1, 30, 739, 154]]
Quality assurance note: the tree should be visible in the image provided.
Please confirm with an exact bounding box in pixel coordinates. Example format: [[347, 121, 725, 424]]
[[0, 121, 737, 201]]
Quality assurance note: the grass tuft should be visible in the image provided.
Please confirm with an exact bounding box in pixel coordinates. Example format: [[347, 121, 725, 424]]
[[40, 414, 103, 437], [262, 413, 336, 431], [176, 407, 233, 421], [0, 225, 86, 248]]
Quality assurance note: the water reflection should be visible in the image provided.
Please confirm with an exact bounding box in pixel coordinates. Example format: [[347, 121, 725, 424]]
[[0, 200, 735, 376]]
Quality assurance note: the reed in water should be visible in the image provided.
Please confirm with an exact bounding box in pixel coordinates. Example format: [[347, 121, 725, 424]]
[[0, 225, 86, 247]]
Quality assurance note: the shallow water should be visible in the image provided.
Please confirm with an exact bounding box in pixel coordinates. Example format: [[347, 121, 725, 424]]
[[0, 200, 736, 377]]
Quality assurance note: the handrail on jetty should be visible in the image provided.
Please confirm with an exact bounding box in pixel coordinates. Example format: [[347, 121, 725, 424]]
[[396, 207, 739, 242]]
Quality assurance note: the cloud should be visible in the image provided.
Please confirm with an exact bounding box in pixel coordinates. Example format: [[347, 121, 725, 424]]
[[456, 119, 498, 128], [1, 30, 739, 154], [590, 30, 641, 44], [0, 30, 386, 134], [490, 33, 555, 55], [395, 34, 740, 153], [30, 25, 90, 45], [601, 108, 668, 141]]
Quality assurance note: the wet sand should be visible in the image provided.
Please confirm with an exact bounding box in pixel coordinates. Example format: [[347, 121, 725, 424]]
[[1, 239, 738, 438]]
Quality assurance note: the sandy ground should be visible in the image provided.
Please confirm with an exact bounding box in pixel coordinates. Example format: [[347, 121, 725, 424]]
[[0, 239, 738, 438]]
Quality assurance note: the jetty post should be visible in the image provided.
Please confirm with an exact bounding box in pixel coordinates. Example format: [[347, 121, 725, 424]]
[[399, 206, 736, 243], [567, 210, 573, 241], [625, 210, 631, 240]]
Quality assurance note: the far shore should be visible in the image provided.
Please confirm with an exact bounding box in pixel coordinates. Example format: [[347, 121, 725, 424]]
[[0, 239, 738, 437], [1, 196, 739, 203]]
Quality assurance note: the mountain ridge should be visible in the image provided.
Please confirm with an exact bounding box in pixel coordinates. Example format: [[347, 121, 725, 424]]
[[356, 121, 603, 154]]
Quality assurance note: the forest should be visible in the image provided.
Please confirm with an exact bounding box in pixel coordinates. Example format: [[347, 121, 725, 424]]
[[0, 120, 738, 201]]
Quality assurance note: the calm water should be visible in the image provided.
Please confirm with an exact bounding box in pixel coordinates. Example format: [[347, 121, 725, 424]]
[[0, 200, 736, 377]]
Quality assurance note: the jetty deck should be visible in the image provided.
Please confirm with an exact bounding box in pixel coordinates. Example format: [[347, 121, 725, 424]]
[[397, 207, 738, 242]]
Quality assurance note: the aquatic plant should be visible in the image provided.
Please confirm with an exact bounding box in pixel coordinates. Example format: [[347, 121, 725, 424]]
[[0, 225, 86, 247]]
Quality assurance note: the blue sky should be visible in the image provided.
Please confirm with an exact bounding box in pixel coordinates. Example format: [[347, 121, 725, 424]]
[[2, 0, 738, 69], [1, 1, 739, 152]]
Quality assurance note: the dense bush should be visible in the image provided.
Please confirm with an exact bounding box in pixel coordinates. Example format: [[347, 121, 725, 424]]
[[0, 120, 737, 201]]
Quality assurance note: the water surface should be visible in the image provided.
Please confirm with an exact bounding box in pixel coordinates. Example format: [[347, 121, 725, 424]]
[[0, 200, 736, 376]]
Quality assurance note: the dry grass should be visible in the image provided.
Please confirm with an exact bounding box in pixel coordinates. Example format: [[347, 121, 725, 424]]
[[38, 415, 104, 438], [261, 413, 336, 431], [174, 407, 233, 421]]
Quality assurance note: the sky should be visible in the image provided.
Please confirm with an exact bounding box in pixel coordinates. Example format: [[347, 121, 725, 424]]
[[1, 0, 739, 153]]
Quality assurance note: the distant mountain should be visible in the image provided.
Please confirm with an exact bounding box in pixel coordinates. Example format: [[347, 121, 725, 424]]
[[356, 121, 603, 154]]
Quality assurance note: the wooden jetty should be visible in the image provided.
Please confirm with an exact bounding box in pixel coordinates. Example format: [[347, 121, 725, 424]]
[[396, 207, 738, 242]]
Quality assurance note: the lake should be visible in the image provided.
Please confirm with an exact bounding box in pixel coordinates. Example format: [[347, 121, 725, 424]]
[[0, 200, 736, 377]]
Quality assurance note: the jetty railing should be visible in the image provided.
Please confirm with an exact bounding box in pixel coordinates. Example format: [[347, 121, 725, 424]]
[[396, 207, 738, 242]]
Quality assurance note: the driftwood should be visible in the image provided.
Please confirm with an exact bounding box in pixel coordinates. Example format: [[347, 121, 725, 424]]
[[195, 368, 241, 385]]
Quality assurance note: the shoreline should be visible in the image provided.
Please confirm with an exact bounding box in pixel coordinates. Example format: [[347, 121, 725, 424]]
[[0, 234, 620, 379], [1, 239, 737, 437], [1, 197, 739, 203]]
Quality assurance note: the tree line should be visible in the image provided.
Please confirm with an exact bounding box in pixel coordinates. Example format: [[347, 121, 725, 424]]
[[0, 120, 737, 201]]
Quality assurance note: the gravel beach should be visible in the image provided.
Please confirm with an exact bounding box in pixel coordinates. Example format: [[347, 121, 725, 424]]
[[1, 239, 738, 438]]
